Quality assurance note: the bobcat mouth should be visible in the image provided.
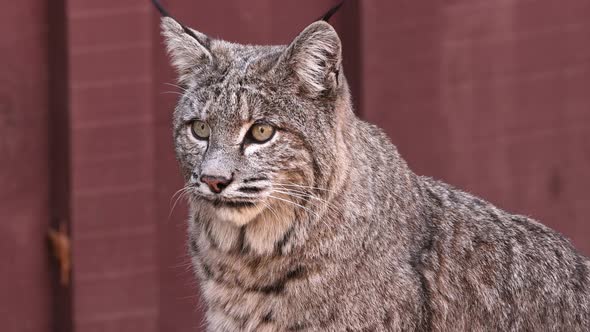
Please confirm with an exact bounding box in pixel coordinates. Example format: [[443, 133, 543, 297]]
[[203, 197, 257, 209]]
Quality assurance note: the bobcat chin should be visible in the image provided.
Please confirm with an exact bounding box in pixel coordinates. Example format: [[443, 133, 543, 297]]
[[159, 11, 590, 332]]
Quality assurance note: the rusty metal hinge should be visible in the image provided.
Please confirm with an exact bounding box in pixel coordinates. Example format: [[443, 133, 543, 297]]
[[48, 221, 71, 287]]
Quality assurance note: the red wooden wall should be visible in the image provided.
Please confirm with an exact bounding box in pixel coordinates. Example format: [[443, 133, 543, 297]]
[[0, 1, 52, 331], [1, 1, 588, 331]]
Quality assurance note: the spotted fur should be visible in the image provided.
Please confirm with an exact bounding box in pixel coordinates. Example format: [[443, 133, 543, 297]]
[[160, 16, 590, 331]]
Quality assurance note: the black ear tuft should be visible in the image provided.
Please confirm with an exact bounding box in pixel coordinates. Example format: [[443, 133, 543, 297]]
[[151, 0, 204, 44], [317, 0, 345, 22], [151, 0, 170, 17]]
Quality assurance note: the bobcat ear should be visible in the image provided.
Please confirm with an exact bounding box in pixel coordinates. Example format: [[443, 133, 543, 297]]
[[160, 17, 213, 85], [280, 21, 342, 94]]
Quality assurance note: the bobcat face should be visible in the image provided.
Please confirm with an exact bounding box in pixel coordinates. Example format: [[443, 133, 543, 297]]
[[163, 18, 345, 225], [173, 75, 315, 225]]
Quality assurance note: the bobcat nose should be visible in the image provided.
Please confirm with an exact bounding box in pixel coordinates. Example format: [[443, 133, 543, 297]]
[[200, 175, 233, 194]]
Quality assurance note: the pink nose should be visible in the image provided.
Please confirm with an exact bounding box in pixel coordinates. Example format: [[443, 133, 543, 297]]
[[200, 175, 232, 193]]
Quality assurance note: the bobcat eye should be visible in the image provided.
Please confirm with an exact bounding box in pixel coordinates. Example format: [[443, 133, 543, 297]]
[[249, 123, 275, 143], [191, 121, 210, 140]]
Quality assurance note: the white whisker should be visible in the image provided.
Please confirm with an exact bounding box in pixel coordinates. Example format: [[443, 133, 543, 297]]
[[267, 194, 320, 219], [169, 186, 192, 218], [273, 182, 337, 194], [272, 186, 345, 218]]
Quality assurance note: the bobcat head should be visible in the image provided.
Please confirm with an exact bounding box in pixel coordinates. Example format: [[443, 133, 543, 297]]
[[162, 15, 352, 228]]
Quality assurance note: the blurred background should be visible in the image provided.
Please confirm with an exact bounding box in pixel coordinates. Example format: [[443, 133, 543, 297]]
[[1, 0, 589, 331]]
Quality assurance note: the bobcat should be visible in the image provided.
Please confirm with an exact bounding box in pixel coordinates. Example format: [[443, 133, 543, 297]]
[[158, 8, 590, 332]]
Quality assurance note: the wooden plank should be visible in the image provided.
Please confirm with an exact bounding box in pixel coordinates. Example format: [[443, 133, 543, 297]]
[[66, 0, 159, 331], [0, 0, 54, 331]]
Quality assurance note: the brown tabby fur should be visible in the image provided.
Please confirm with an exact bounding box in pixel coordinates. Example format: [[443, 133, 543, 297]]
[[159, 16, 590, 331]]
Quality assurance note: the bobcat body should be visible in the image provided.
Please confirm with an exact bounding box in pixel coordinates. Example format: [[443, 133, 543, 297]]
[[160, 15, 590, 332]]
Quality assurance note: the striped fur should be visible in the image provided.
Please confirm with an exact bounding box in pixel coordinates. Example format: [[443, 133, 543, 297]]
[[161, 17, 590, 331]]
